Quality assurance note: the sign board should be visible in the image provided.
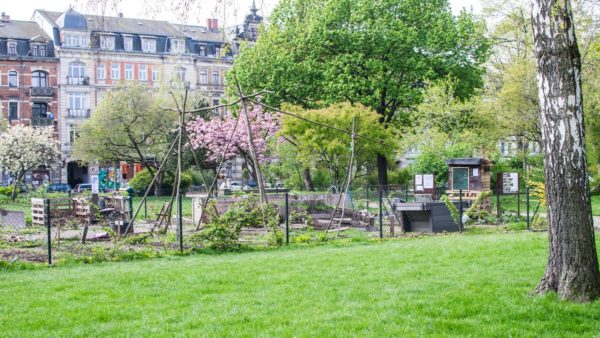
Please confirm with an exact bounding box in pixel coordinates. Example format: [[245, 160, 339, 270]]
[[414, 174, 435, 194], [498, 172, 519, 194], [91, 175, 99, 194]]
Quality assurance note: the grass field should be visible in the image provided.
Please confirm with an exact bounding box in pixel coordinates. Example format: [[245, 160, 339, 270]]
[[2, 232, 600, 336], [593, 195, 600, 216]]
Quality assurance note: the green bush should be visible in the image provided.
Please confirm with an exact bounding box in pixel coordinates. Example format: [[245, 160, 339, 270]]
[[441, 195, 460, 224], [506, 222, 527, 231], [129, 169, 153, 192], [293, 234, 312, 244], [0, 186, 19, 196], [162, 171, 193, 191]]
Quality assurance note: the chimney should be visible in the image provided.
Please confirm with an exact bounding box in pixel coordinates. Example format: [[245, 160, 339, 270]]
[[207, 18, 218, 32], [118, 12, 123, 18], [1, 12, 10, 23]]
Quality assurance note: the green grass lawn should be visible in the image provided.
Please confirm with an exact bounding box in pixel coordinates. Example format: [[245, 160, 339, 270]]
[[2, 232, 600, 336], [593, 195, 600, 216]]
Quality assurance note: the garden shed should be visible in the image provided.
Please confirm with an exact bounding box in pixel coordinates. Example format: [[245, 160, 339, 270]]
[[445, 158, 492, 195]]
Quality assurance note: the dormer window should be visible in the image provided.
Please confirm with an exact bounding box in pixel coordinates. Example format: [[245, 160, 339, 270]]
[[123, 36, 133, 51], [171, 38, 185, 54], [63, 33, 89, 48], [31, 44, 46, 56], [7, 40, 17, 55], [100, 35, 115, 50], [141, 37, 156, 53]]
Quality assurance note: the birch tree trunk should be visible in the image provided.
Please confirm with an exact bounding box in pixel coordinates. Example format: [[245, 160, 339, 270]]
[[531, 0, 600, 301]]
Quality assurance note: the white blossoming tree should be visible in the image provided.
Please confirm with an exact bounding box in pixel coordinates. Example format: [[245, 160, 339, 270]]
[[0, 125, 60, 200]]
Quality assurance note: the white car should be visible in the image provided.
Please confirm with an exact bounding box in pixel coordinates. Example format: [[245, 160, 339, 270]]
[[229, 181, 249, 191]]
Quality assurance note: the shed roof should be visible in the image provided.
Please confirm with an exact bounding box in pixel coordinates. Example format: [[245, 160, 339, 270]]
[[445, 158, 486, 166]]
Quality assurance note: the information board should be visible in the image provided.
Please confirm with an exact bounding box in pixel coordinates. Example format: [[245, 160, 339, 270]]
[[498, 172, 519, 194]]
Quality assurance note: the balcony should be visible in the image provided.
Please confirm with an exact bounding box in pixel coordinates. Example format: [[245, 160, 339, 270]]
[[30, 87, 54, 97], [67, 76, 90, 85], [67, 109, 91, 118], [31, 118, 54, 127]]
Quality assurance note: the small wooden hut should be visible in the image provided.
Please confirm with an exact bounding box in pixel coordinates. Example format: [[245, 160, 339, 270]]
[[445, 158, 492, 199]]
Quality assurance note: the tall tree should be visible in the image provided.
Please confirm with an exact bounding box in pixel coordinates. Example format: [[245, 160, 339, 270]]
[[230, 0, 489, 186], [531, 0, 600, 301], [72, 83, 177, 195], [0, 126, 60, 200]]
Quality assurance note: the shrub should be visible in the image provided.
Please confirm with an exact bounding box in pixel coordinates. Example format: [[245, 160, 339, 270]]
[[129, 169, 153, 192], [441, 195, 460, 224], [293, 234, 312, 243], [0, 186, 19, 196]]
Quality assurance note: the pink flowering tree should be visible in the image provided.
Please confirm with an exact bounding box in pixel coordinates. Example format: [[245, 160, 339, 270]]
[[186, 104, 280, 180]]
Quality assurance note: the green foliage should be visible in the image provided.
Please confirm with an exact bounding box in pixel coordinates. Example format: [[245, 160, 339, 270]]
[[230, 0, 489, 126], [280, 103, 395, 188], [0, 186, 19, 197], [465, 191, 493, 223], [128, 169, 153, 192], [162, 171, 193, 191], [292, 234, 312, 244], [506, 222, 527, 231], [409, 137, 473, 186], [198, 197, 281, 251], [441, 195, 460, 224]]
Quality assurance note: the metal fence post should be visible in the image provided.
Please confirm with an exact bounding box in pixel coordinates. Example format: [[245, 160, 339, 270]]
[[285, 192, 289, 245], [45, 199, 52, 265], [405, 185, 409, 202], [128, 195, 134, 221], [178, 193, 183, 253], [526, 186, 530, 231], [459, 189, 464, 233], [379, 189, 383, 239], [496, 185, 501, 219], [517, 188, 521, 221]]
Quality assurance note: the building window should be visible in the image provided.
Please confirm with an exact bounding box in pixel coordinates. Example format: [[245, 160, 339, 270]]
[[199, 69, 207, 84], [452, 168, 469, 191], [69, 124, 79, 143], [68, 62, 86, 84], [31, 71, 48, 87], [31, 44, 46, 56], [63, 34, 88, 48], [171, 39, 185, 53], [151, 68, 158, 81], [100, 35, 115, 50], [138, 64, 148, 81], [68, 93, 89, 117], [212, 70, 220, 85], [8, 71, 18, 88], [125, 64, 134, 80], [175, 67, 186, 82], [142, 38, 156, 53], [8, 102, 18, 120], [32, 103, 48, 118], [97, 64, 106, 80], [124, 36, 133, 51], [7, 41, 17, 55], [111, 63, 120, 80]]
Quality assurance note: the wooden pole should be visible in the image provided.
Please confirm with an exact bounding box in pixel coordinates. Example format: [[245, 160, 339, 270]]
[[234, 76, 267, 206]]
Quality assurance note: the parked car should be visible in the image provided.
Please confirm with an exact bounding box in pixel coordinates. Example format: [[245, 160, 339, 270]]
[[229, 181, 248, 191], [246, 180, 257, 188], [72, 183, 92, 193], [47, 183, 71, 193]]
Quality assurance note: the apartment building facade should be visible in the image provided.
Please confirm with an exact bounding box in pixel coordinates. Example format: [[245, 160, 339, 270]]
[[33, 8, 236, 185], [0, 12, 60, 184]]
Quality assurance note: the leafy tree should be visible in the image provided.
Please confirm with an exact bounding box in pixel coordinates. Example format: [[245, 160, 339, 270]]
[[230, 0, 489, 186], [280, 103, 395, 189], [0, 126, 60, 199], [72, 83, 176, 195]]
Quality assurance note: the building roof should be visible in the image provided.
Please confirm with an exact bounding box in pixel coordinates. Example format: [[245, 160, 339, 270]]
[[38, 10, 183, 37], [177, 24, 227, 43], [0, 20, 51, 40], [445, 158, 487, 166]]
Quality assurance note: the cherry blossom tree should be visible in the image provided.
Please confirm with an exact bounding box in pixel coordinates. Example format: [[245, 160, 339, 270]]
[[186, 105, 280, 180], [0, 125, 60, 199]]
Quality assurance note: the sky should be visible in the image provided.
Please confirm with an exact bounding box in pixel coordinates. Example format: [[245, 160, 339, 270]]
[[4, 0, 482, 27]]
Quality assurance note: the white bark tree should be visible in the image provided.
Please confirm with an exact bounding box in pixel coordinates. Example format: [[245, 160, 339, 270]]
[[0, 125, 60, 199], [531, 0, 600, 301]]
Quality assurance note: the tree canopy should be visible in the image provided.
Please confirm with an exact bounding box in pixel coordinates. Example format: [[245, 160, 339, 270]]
[[230, 0, 489, 185], [279, 103, 395, 188]]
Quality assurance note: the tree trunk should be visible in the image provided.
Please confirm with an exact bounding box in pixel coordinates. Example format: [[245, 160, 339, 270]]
[[153, 171, 163, 196], [531, 0, 600, 302], [302, 167, 314, 191], [377, 154, 388, 189]]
